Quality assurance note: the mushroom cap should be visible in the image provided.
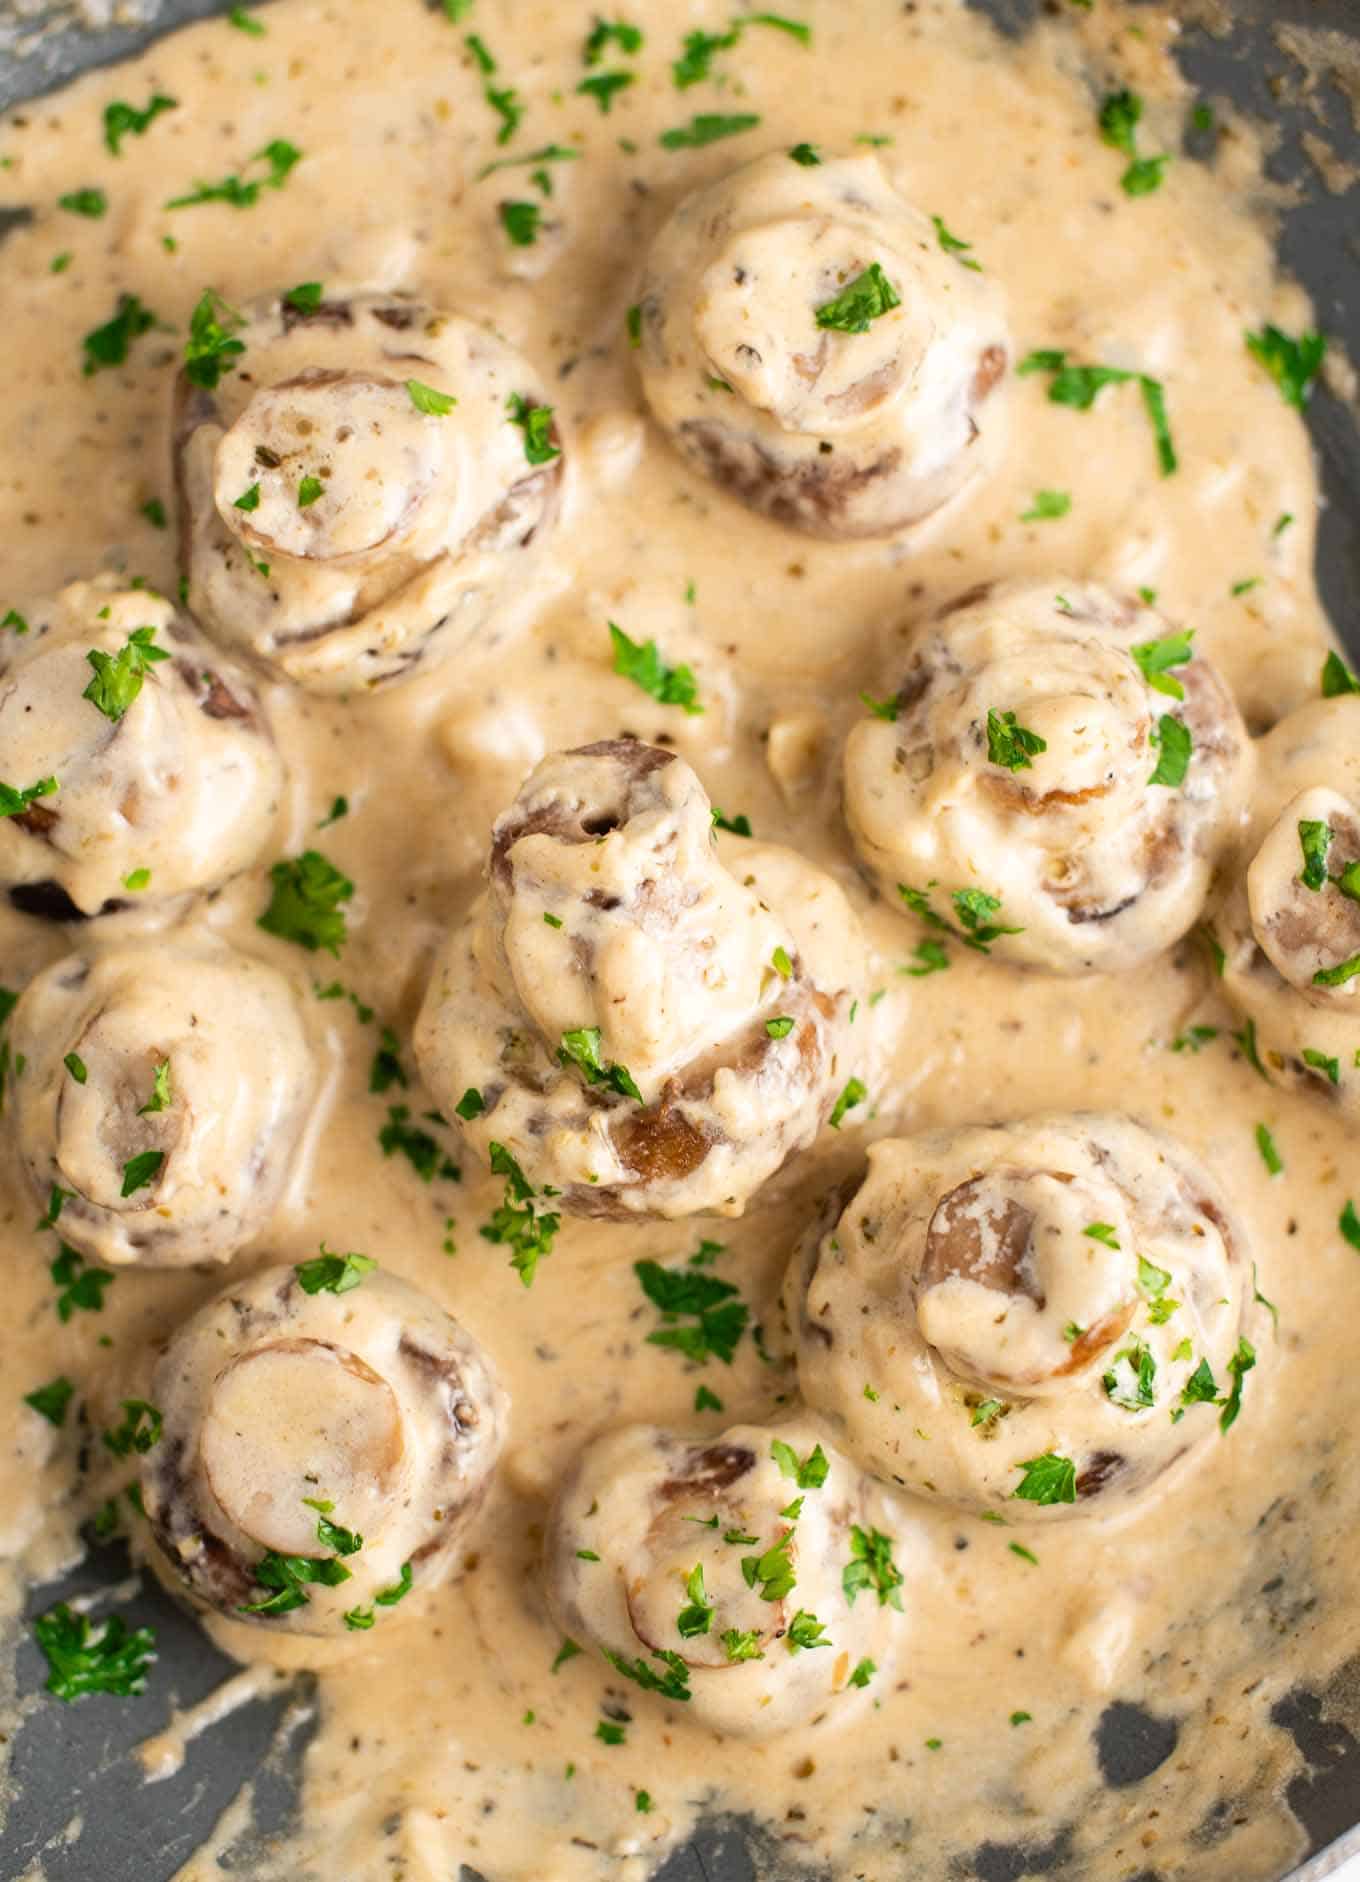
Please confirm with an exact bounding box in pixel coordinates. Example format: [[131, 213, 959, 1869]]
[[546, 1420, 907, 1738], [142, 1262, 507, 1642], [843, 578, 1254, 974], [1215, 695, 1360, 1113], [10, 938, 317, 1268], [174, 289, 564, 693], [414, 741, 863, 1218], [0, 577, 282, 918], [637, 151, 1010, 539], [788, 1113, 1254, 1519]]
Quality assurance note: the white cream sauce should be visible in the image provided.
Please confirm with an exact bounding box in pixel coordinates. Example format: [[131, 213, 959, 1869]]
[[0, 2, 1356, 1880]]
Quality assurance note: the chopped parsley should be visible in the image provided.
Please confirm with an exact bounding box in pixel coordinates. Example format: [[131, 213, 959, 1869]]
[[166, 139, 302, 211], [1098, 88, 1172, 196], [789, 141, 821, 165], [1147, 714, 1192, 788], [1245, 324, 1326, 410], [229, 5, 265, 31], [406, 379, 457, 416], [295, 1246, 377, 1294], [506, 392, 560, 465], [986, 707, 1047, 770], [771, 1438, 828, 1489], [499, 200, 540, 246], [33, 1603, 156, 1701], [1218, 1336, 1256, 1432], [849, 1657, 876, 1687], [1020, 488, 1069, 522], [1018, 350, 1177, 476], [140, 498, 167, 529], [904, 939, 950, 976], [59, 188, 107, 218], [676, 1563, 714, 1638], [609, 621, 702, 713], [83, 624, 169, 721], [1, 609, 28, 635], [786, 1609, 830, 1653], [104, 93, 177, 156], [1180, 1358, 1219, 1407], [138, 1059, 172, 1115], [634, 1259, 747, 1365], [82, 294, 158, 376], [578, 72, 634, 112], [103, 1399, 163, 1457], [1321, 651, 1358, 698], [1255, 1123, 1283, 1176], [120, 1150, 163, 1198], [1012, 1452, 1076, 1505], [1137, 1255, 1178, 1324], [814, 262, 901, 335], [712, 808, 753, 836], [240, 1547, 352, 1616], [602, 1646, 691, 1701], [379, 1105, 460, 1183], [659, 113, 762, 150], [722, 1628, 764, 1663], [898, 881, 1023, 954], [1303, 1047, 1340, 1085], [184, 290, 247, 389], [1298, 819, 1333, 891], [584, 18, 643, 62], [859, 689, 899, 720], [455, 1087, 486, 1120], [63, 1053, 87, 1084], [1340, 1199, 1360, 1251], [741, 1529, 796, 1603], [50, 1245, 112, 1322], [558, 1026, 641, 1101], [931, 214, 981, 270], [258, 850, 354, 955], [297, 474, 324, 509], [234, 484, 261, 512], [828, 1077, 867, 1129], [1103, 1341, 1157, 1411], [283, 280, 324, 312], [480, 1142, 560, 1286], [0, 776, 58, 820], [766, 1016, 795, 1039], [842, 1525, 904, 1608], [24, 1376, 75, 1427], [1232, 1016, 1270, 1081], [369, 1028, 407, 1095], [695, 1384, 723, 1412]]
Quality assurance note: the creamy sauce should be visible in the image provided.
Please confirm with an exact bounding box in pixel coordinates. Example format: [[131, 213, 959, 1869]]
[[0, 3, 1356, 1880]]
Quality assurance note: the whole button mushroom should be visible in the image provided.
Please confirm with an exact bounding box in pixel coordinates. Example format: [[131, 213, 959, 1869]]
[[546, 1421, 907, 1737], [141, 1257, 506, 1640], [635, 151, 1010, 538], [786, 1114, 1257, 1520], [843, 580, 1254, 974], [414, 740, 864, 1221], [173, 289, 565, 693], [10, 939, 317, 1268], [1213, 691, 1360, 1115], [0, 577, 283, 921]]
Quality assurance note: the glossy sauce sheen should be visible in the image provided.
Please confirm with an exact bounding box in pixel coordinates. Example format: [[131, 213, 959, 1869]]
[[0, 2, 1354, 1878]]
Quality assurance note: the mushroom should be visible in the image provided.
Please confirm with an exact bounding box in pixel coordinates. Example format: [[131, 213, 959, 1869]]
[[1213, 693, 1360, 1114], [10, 939, 317, 1268], [635, 151, 1010, 539], [414, 740, 864, 1218], [546, 1421, 907, 1737], [174, 288, 564, 692], [786, 1114, 1256, 1519], [141, 1260, 506, 1639], [843, 579, 1254, 974], [0, 576, 282, 921]]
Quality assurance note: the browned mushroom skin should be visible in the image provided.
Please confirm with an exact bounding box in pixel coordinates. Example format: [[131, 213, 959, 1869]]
[[636, 152, 1010, 540], [546, 1420, 906, 1737], [1212, 695, 1360, 1117], [173, 288, 564, 693], [843, 578, 1254, 974], [10, 938, 317, 1269], [0, 577, 283, 920], [414, 739, 863, 1220], [141, 1263, 507, 1640], [786, 1114, 1256, 1520]]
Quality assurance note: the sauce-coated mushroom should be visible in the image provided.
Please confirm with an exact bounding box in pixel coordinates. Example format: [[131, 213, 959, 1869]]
[[0, 577, 282, 921], [635, 152, 1009, 539], [141, 1259, 506, 1639], [174, 289, 564, 692], [414, 740, 863, 1218], [843, 579, 1253, 973], [10, 939, 316, 1268], [546, 1420, 907, 1737], [787, 1114, 1256, 1519]]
